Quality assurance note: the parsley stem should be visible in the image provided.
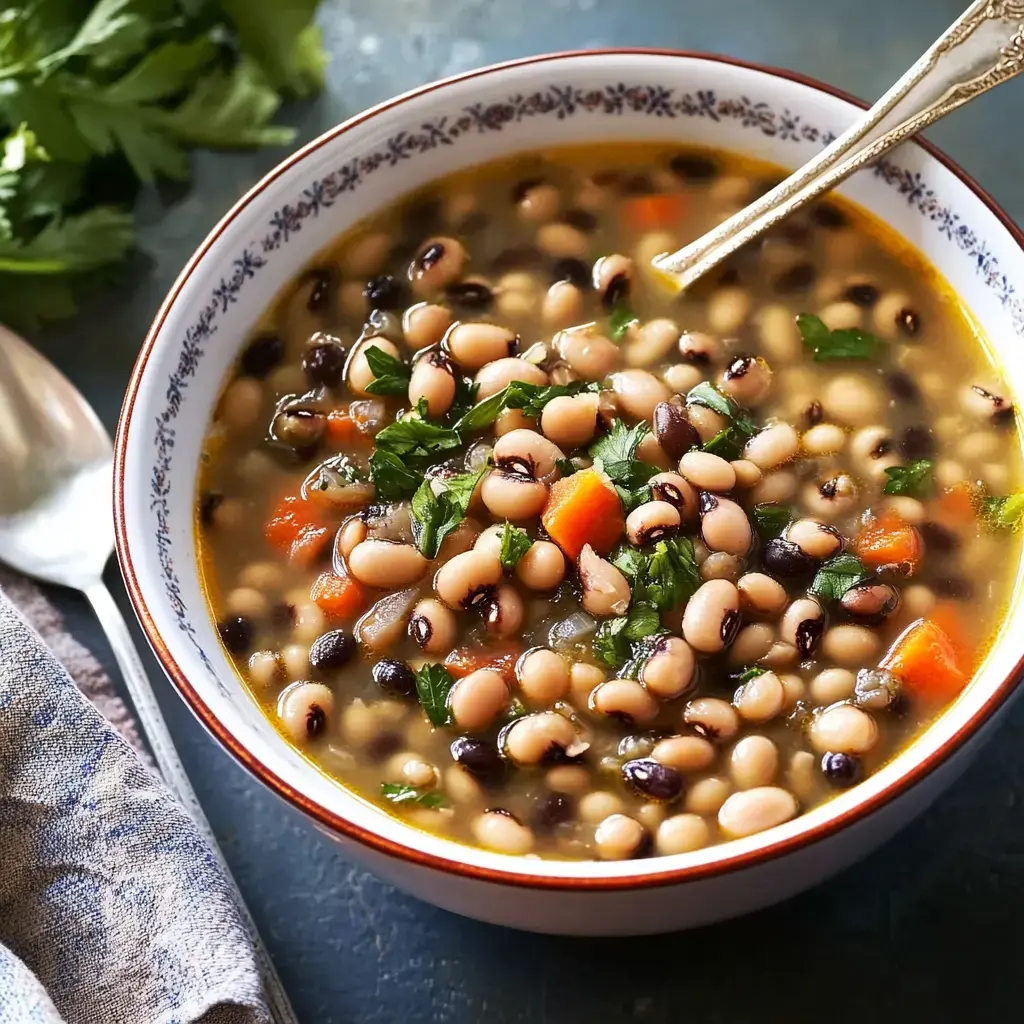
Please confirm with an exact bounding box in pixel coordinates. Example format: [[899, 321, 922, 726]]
[[0, 258, 70, 274]]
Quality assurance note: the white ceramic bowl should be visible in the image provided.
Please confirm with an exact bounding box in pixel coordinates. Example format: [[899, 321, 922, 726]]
[[115, 50, 1024, 935]]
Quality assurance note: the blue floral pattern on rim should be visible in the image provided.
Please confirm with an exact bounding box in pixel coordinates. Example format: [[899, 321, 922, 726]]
[[150, 82, 1024, 688]]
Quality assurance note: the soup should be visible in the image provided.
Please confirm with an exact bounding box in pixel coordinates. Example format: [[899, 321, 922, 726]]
[[197, 144, 1022, 861]]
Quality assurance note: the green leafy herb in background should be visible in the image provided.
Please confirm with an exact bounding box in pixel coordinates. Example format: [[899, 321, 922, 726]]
[[413, 662, 455, 727], [454, 379, 600, 433], [612, 535, 700, 613], [808, 553, 870, 603], [410, 470, 484, 559], [796, 313, 883, 362], [736, 665, 767, 683], [882, 459, 934, 499], [498, 521, 531, 569], [0, 0, 328, 331], [593, 605, 663, 669], [686, 381, 758, 461], [363, 345, 412, 396], [367, 449, 420, 501], [380, 783, 447, 808], [608, 301, 637, 341], [589, 419, 656, 489], [752, 503, 792, 540], [981, 492, 1024, 530]]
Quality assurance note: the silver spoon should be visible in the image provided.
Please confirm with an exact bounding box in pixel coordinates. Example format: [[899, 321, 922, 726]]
[[654, 0, 1024, 288], [0, 324, 298, 1024]]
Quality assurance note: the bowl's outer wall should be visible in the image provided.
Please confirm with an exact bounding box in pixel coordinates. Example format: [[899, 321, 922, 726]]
[[117, 51, 1024, 930]]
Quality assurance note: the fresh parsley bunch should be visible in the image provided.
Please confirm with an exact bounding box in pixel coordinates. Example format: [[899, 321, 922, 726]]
[[0, 0, 328, 330]]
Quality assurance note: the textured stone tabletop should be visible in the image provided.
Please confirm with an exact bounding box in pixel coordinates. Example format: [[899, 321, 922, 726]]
[[30, 1, 1024, 1021]]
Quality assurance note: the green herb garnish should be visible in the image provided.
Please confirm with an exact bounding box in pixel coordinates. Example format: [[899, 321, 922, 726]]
[[555, 457, 578, 478], [410, 470, 485, 558], [796, 313, 884, 362], [498, 521, 532, 569], [882, 459, 934, 499], [686, 382, 758, 461], [368, 449, 421, 501], [737, 665, 768, 683], [445, 375, 480, 426], [414, 663, 456, 727], [808, 553, 870, 603], [381, 783, 448, 808], [609, 302, 638, 341], [502, 699, 528, 723], [454, 379, 600, 433], [612, 535, 700, 613], [615, 484, 653, 514], [373, 416, 462, 464], [363, 345, 412, 396], [593, 605, 664, 669], [589, 420, 657, 489], [981, 492, 1024, 530], [752, 503, 792, 540]]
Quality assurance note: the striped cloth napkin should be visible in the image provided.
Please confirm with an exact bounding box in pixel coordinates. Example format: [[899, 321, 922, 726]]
[[0, 572, 270, 1024]]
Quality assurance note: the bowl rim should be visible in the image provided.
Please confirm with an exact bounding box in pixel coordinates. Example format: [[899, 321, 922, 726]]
[[115, 47, 1024, 891]]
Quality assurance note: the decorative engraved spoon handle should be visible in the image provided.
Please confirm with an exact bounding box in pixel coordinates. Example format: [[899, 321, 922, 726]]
[[653, 0, 1024, 288]]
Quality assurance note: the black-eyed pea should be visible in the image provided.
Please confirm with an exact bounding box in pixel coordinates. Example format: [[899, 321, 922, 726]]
[[729, 735, 779, 790], [570, 662, 605, 707], [403, 302, 454, 350], [679, 450, 736, 491], [446, 764, 485, 805], [626, 500, 681, 546], [700, 551, 743, 582], [678, 330, 721, 365], [386, 751, 438, 789], [733, 670, 785, 723], [778, 672, 805, 708], [780, 597, 826, 659], [802, 473, 859, 520], [801, 422, 847, 456], [730, 459, 763, 489], [687, 403, 729, 443], [728, 623, 775, 666], [281, 643, 310, 680], [639, 637, 696, 699], [652, 404, 700, 463], [683, 696, 740, 742], [578, 544, 631, 617], [515, 540, 566, 591], [542, 281, 585, 328], [338, 231, 391, 277], [810, 667, 857, 704], [699, 494, 753, 556], [348, 540, 428, 588], [537, 221, 589, 259], [517, 182, 561, 223], [960, 383, 1013, 424], [636, 802, 668, 831], [934, 459, 968, 489], [737, 572, 788, 616], [684, 775, 731, 815], [818, 300, 862, 331], [474, 357, 547, 400], [449, 669, 509, 732], [821, 624, 881, 667], [707, 285, 751, 334], [649, 471, 700, 523], [436, 518, 482, 563], [472, 524, 504, 561], [752, 469, 799, 505], [651, 735, 716, 773], [248, 650, 283, 688], [226, 586, 268, 621], [881, 495, 925, 525], [337, 518, 368, 562], [578, 790, 624, 824], [785, 518, 843, 560], [219, 377, 263, 430], [656, 814, 710, 855], [541, 393, 599, 448], [593, 253, 633, 306], [589, 678, 659, 725], [822, 374, 884, 427], [718, 786, 798, 838], [636, 431, 672, 470], [292, 601, 327, 643], [410, 236, 467, 295], [682, 579, 741, 653], [516, 651, 573, 708], [500, 711, 582, 765], [481, 471, 548, 520], [755, 304, 802, 362], [408, 351, 456, 417], [434, 549, 503, 610], [482, 583, 524, 638], [492, 428, 563, 483], [348, 338, 401, 396], [594, 814, 649, 860], [808, 704, 878, 755], [719, 354, 773, 406], [633, 229, 676, 268], [902, 583, 936, 619], [871, 290, 913, 338], [338, 280, 366, 320], [610, 369, 671, 421], [662, 363, 705, 394], [493, 409, 534, 437], [850, 426, 900, 481], [762, 642, 799, 671], [447, 322, 517, 370], [840, 582, 899, 623], [409, 597, 458, 654], [277, 682, 333, 744], [786, 750, 820, 803], [626, 318, 680, 368], [206, 495, 245, 530], [744, 422, 799, 470], [472, 809, 534, 855], [546, 765, 590, 794]]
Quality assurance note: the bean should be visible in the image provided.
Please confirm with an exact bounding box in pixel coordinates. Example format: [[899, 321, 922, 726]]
[[786, 750, 820, 803], [752, 469, 798, 505], [648, 471, 700, 523], [434, 549, 503, 610], [579, 544, 631, 617], [802, 473, 859, 520], [850, 425, 900, 481], [730, 459, 763, 489], [248, 650, 283, 688], [447, 322, 516, 370], [501, 711, 581, 765], [450, 736, 507, 787], [682, 580, 741, 654], [779, 672, 805, 708], [684, 776, 731, 815], [700, 551, 743, 582], [292, 602, 327, 644], [517, 182, 561, 223], [762, 642, 798, 671], [729, 735, 779, 790], [402, 302, 453, 350], [408, 352, 456, 417], [347, 540, 427, 588], [542, 280, 584, 328], [410, 236, 467, 295], [626, 500, 681, 546], [517, 648, 571, 707], [653, 403, 700, 461], [718, 786, 798, 838], [626, 318, 680, 368], [756, 303, 802, 362], [656, 814, 710, 855], [481, 472, 548, 520], [902, 583, 936, 619], [348, 338, 401, 396], [808, 704, 878, 755], [219, 377, 263, 430], [579, 790, 625, 824], [338, 280, 366, 319], [707, 285, 751, 334], [589, 678, 659, 725], [662, 363, 705, 394], [541, 393, 599, 448], [636, 432, 671, 470], [622, 758, 684, 802], [436, 518, 482, 563], [719, 354, 772, 406], [277, 682, 333, 744], [337, 518, 367, 561], [744, 422, 799, 470], [841, 582, 899, 623], [785, 518, 843, 560], [960, 382, 1013, 423], [493, 431, 562, 484], [593, 253, 634, 308], [474, 357, 547, 401], [226, 586, 268, 621], [810, 667, 857, 705], [822, 374, 884, 427], [882, 496, 925, 525], [481, 583, 525, 638], [555, 327, 619, 379], [687, 404, 728, 443], [493, 409, 534, 437], [640, 636, 696, 699], [570, 662, 605, 707], [308, 629, 357, 671], [651, 735, 716, 772], [780, 597, 826, 658], [281, 643, 310, 680], [679, 451, 736, 491], [515, 541, 566, 591], [733, 671, 785, 723], [472, 810, 534, 855], [737, 573, 788, 616], [449, 669, 509, 731], [546, 765, 590, 794], [700, 493, 753, 557], [594, 814, 649, 860], [728, 622, 775, 665], [611, 369, 671, 421], [683, 696, 739, 742], [821, 624, 881, 667], [537, 221, 589, 259], [408, 598, 458, 654], [801, 422, 846, 456]]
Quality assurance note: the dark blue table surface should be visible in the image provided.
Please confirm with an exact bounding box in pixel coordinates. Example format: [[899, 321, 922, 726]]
[[32, 2, 1024, 1021]]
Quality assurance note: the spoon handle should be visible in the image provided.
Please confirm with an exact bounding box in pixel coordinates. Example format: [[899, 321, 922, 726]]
[[653, 0, 1024, 287], [85, 582, 299, 1024]]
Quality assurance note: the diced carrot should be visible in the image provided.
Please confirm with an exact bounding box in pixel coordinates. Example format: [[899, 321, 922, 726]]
[[880, 616, 968, 704], [929, 601, 976, 668], [854, 509, 923, 573], [265, 495, 331, 567], [444, 643, 521, 685], [541, 469, 624, 560], [621, 192, 689, 233], [326, 409, 368, 447], [935, 482, 977, 525], [310, 570, 367, 620]]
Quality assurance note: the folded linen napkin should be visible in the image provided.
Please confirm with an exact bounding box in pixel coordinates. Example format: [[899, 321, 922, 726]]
[[0, 576, 270, 1024]]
